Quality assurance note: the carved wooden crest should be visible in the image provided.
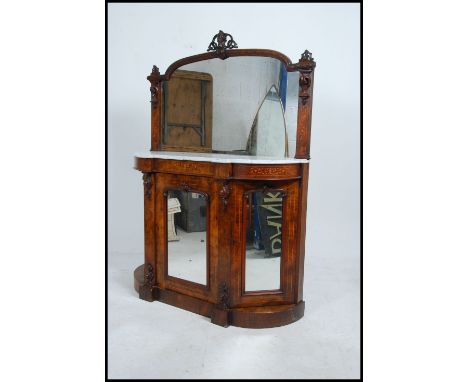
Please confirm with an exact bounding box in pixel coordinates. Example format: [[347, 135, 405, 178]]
[[289, 49, 316, 72], [207, 30, 238, 59], [300, 49, 313, 62]]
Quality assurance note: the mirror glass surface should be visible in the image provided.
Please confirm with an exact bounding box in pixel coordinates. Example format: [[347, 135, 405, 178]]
[[244, 190, 284, 291], [167, 189, 207, 285], [246, 85, 287, 157], [163, 56, 295, 157]]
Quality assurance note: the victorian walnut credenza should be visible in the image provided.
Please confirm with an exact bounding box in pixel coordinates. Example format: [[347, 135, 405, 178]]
[[133, 31, 316, 328]]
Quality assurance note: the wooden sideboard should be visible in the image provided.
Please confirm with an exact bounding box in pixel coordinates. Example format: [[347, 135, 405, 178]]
[[133, 31, 316, 328]]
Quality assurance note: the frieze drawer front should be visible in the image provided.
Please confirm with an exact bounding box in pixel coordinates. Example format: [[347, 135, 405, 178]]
[[233, 164, 301, 180], [156, 159, 215, 177]]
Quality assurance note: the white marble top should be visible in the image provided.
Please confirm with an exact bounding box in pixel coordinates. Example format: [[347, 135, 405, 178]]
[[135, 151, 309, 164]]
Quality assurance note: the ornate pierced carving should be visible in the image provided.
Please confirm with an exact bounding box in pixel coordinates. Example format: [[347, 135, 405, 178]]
[[299, 72, 312, 106], [219, 181, 232, 210], [289, 49, 316, 73], [152, 65, 160, 75], [300, 49, 313, 62], [143, 173, 153, 199], [207, 30, 238, 59], [139, 263, 155, 301], [219, 281, 229, 309]]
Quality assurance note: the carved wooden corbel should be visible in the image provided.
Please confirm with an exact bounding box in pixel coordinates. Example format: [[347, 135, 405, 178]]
[[219, 181, 232, 210], [142, 173, 153, 200], [299, 72, 312, 106], [150, 85, 158, 99], [290, 50, 315, 106]]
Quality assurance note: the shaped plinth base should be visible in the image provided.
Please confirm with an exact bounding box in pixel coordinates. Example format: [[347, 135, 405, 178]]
[[134, 264, 304, 329]]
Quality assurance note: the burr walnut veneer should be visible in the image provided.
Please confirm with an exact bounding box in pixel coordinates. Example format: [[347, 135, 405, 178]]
[[133, 31, 316, 328]]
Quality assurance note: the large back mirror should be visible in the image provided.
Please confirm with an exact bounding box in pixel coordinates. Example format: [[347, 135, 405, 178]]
[[161, 56, 293, 158]]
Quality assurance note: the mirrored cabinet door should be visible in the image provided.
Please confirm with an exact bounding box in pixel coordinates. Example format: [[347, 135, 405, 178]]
[[230, 179, 299, 308], [166, 189, 208, 285], [243, 189, 286, 292]]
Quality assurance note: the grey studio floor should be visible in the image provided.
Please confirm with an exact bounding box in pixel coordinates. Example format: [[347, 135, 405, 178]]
[[108, 226, 360, 379]]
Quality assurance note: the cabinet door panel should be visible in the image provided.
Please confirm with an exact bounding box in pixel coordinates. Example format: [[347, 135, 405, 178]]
[[230, 180, 299, 307], [155, 173, 218, 303]]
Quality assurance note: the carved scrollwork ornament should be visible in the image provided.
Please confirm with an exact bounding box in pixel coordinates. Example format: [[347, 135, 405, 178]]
[[219, 181, 232, 210], [207, 30, 238, 59], [147, 65, 161, 80], [150, 85, 158, 99], [290, 49, 316, 72], [143, 173, 153, 199], [299, 72, 312, 106], [147, 65, 161, 83], [147, 65, 161, 107]]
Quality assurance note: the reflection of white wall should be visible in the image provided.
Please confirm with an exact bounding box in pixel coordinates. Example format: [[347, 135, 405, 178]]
[[180, 57, 281, 151]]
